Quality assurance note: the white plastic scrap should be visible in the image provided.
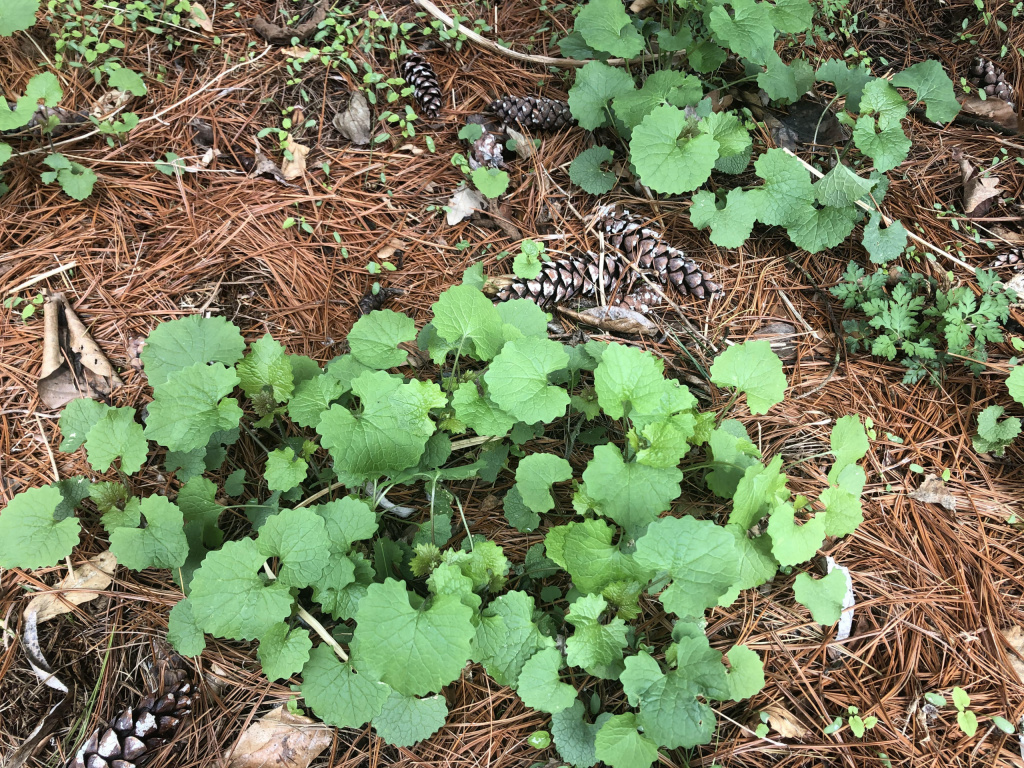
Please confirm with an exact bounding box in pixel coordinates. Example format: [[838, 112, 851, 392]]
[[826, 557, 855, 657]]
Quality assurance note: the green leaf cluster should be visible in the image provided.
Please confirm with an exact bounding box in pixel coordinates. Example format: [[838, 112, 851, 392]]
[[832, 264, 1013, 385], [0, 277, 871, 764], [564, 1, 958, 262]]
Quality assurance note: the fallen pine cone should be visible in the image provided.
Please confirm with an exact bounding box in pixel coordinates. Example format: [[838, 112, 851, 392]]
[[400, 53, 443, 118], [66, 644, 193, 768], [968, 56, 1016, 108], [487, 95, 575, 132]]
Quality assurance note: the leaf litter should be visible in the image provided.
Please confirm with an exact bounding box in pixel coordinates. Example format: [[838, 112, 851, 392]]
[[2, 1, 1024, 767]]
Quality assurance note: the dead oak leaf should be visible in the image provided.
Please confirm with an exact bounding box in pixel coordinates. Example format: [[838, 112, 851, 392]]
[[25, 552, 117, 624], [280, 134, 309, 180], [958, 154, 1004, 218], [190, 2, 214, 32], [225, 706, 332, 768], [908, 474, 956, 511]]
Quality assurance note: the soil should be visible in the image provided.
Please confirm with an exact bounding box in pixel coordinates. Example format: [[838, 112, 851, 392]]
[[2, 0, 1024, 766]]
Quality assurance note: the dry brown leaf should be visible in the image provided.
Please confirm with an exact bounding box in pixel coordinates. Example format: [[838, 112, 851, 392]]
[[251, 146, 300, 189], [280, 134, 309, 181], [558, 305, 658, 336], [447, 184, 486, 225], [763, 705, 807, 739], [190, 2, 213, 32], [89, 89, 131, 119], [25, 552, 117, 624], [1001, 626, 1024, 684], [38, 293, 124, 409], [629, 0, 656, 11], [280, 46, 311, 59], [331, 91, 371, 145], [908, 474, 957, 511], [506, 127, 536, 159], [224, 705, 332, 768], [376, 238, 406, 263], [957, 94, 1020, 134], [958, 155, 1004, 218], [199, 147, 219, 167]]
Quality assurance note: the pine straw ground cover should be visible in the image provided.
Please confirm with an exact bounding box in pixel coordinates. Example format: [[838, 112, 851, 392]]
[[1, 0, 1024, 766]]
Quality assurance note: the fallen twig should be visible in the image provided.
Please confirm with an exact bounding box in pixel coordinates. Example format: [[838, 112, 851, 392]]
[[412, 0, 662, 68], [782, 148, 976, 274]]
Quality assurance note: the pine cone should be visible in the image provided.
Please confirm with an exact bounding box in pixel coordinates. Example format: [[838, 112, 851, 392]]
[[495, 250, 627, 306], [487, 95, 575, 132], [989, 247, 1024, 272], [468, 130, 506, 170], [968, 56, 1016, 108], [66, 647, 193, 768], [358, 286, 405, 315], [597, 205, 724, 301], [400, 53, 443, 118]]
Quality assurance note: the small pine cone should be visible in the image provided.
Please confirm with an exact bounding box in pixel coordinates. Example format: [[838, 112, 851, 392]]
[[400, 53, 443, 118], [468, 130, 506, 170], [968, 56, 1016, 108], [487, 95, 576, 132], [989, 247, 1024, 272], [597, 206, 724, 301], [66, 678, 193, 768], [358, 286, 405, 315], [616, 286, 664, 314], [495, 251, 628, 307]]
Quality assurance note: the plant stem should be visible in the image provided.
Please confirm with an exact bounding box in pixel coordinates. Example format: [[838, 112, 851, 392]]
[[263, 563, 349, 662]]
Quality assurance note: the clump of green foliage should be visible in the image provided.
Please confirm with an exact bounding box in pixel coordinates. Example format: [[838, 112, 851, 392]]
[[831, 264, 1014, 385], [561, 0, 960, 260], [0, 267, 870, 767]]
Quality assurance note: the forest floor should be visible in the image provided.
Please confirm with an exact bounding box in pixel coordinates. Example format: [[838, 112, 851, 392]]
[[2, 0, 1024, 766]]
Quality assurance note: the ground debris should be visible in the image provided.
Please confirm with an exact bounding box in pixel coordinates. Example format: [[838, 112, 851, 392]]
[[38, 293, 124, 409], [908, 474, 956, 511], [223, 705, 332, 768], [24, 552, 116, 624], [249, 0, 328, 45], [331, 90, 371, 145], [955, 149, 1004, 218]]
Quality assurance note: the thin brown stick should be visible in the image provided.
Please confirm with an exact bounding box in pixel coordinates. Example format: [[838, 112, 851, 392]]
[[412, 0, 661, 68], [781, 148, 977, 274]]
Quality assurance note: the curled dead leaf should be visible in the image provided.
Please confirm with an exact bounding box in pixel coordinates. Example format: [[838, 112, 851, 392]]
[[482, 274, 515, 297], [1001, 626, 1024, 685], [958, 153, 1004, 218], [956, 93, 1020, 134], [751, 321, 799, 362], [331, 91, 371, 145], [376, 238, 406, 263], [558, 305, 659, 336], [280, 46, 311, 59], [447, 184, 486, 225], [190, 2, 213, 32], [908, 474, 957, 511], [38, 293, 124, 409], [224, 705, 332, 768], [249, 0, 327, 45], [280, 134, 309, 181], [25, 552, 117, 624], [762, 705, 808, 739], [89, 89, 131, 120], [506, 127, 535, 160]]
